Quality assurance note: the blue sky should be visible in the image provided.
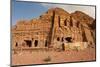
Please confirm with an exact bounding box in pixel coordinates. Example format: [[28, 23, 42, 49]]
[[12, 0, 49, 25], [12, 0, 95, 25]]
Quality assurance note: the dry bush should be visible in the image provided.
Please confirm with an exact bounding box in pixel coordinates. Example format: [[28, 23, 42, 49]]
[[43, 56, 51, 62]]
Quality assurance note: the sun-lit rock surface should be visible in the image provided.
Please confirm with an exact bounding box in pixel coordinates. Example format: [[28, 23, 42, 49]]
[[12, 7, 95, 50]]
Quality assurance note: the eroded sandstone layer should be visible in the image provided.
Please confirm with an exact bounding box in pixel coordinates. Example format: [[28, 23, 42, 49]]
[[12, 7, 95, 50]]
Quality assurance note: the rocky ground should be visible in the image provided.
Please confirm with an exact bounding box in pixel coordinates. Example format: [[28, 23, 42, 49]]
[[12, 46, 96, 66]]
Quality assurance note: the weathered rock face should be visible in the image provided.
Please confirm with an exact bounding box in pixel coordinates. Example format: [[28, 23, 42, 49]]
[[12, 7, 95, 50], [71, 11, 95, 45]]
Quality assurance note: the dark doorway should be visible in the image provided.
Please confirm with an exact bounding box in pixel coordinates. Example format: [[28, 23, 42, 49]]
[[15, 42, 18, 47], [65, 37, 72, 42], [82, 31, 87, 42], [76, 21, 79, 28], [64, 19, 67, 26], [61, 37, 64, 42], [57, 37, 60, 41], [45, 40, 48, 47], [24, 40, 32, 47], [34, 40, 38, 47], [62, 43, 65, 51]]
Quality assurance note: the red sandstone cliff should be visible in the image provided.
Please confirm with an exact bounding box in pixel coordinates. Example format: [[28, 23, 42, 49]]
[[12, 7, 95, 48]]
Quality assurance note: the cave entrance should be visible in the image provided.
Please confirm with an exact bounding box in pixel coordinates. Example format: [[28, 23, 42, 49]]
[[24, 40, 32, 47], [34, 40, 38, 47], [65, 37, 72, 43]]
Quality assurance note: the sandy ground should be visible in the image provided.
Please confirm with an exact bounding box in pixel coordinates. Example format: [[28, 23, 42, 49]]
[[12, 47, 96, 66]]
